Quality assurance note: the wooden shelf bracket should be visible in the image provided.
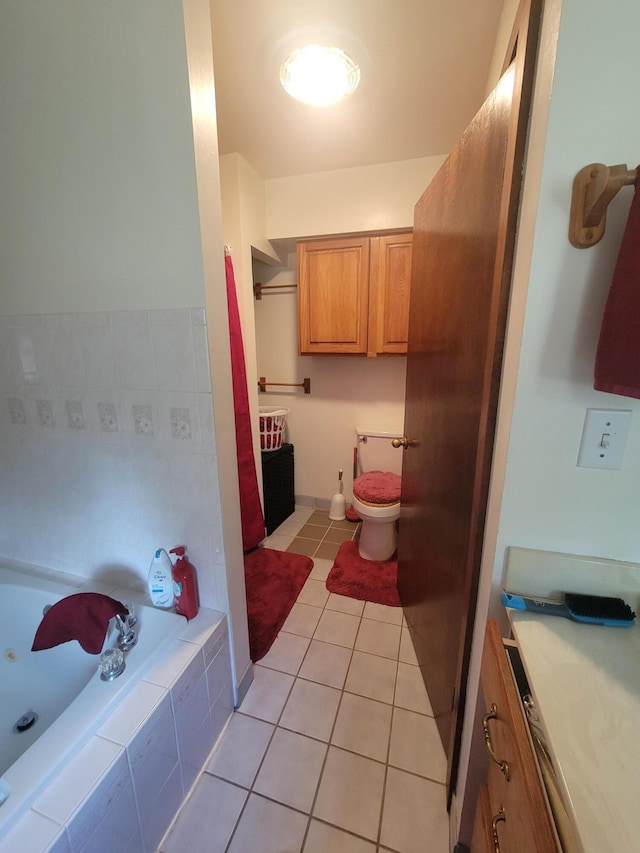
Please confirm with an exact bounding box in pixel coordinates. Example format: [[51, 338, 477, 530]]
[[569, 162, 637, 248]]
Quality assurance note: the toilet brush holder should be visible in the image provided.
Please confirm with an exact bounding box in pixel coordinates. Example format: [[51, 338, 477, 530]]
[[329, 469, 346, 521], [329, 493, 346, 521]]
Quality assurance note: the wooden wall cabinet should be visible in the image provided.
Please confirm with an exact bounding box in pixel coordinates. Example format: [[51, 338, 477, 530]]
[[297, 232, 412, 356], [473, 620, 559, 852]]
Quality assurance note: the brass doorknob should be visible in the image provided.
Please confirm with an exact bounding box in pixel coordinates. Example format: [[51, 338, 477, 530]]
[[391, 437, 409, 449]]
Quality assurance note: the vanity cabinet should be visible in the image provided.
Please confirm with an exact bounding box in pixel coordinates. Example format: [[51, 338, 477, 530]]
[[297, 232, 412, 356], [471, 784, 496, 852], [474, 619, 559, 852]]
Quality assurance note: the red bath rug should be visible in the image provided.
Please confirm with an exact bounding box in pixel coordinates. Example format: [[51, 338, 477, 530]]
[[326, 540, 401, 607], [244, 547, 313, 662]]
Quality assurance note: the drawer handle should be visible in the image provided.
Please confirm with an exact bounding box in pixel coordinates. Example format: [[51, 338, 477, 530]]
[[491, 807, 505, 853], [482, 704, 511, 781]]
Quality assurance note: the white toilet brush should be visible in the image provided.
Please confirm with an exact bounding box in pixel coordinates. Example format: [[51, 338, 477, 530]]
[[329, 469, 346, 521]]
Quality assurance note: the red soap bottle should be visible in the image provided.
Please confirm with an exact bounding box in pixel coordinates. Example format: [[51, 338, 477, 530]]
[[169, 546, 199, 620]]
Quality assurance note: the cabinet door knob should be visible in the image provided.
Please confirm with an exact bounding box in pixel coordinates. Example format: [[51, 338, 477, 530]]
[[482, 704, 511, 781], [491, 807, 506, 853]]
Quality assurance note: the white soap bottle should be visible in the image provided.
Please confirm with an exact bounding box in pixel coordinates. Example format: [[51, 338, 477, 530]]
[[148, 549, 175, 609]]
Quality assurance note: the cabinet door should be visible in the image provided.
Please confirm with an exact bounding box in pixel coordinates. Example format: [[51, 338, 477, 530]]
[[481, 620, 559, 852], [471, 784, 500, 853], [298, 237, 370, 354], [368, 233, 412, 355]]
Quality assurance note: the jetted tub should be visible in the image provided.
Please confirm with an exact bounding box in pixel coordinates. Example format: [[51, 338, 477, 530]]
[[0, 563, 232, 852]]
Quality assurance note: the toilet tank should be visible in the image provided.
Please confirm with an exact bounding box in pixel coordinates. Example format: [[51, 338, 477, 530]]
[[356, 427, 404, 477]]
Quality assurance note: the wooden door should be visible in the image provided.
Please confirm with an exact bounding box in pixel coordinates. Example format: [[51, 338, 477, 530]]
[[297, 236, 370, 354], [397, 0, 541, 797], [368, 233, 412, 356]]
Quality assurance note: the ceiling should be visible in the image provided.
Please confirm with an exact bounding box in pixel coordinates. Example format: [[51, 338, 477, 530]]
[[210, 0, 505, 180]]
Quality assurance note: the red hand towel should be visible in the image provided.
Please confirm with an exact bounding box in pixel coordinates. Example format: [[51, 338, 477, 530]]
[[594, 179, 640, 398], [32, 593, 128, 655]]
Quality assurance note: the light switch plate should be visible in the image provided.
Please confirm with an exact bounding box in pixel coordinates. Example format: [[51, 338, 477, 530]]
[[577, 408, 632, 469]]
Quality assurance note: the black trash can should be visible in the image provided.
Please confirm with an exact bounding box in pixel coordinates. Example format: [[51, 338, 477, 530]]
[[261, 443, 295, 535]]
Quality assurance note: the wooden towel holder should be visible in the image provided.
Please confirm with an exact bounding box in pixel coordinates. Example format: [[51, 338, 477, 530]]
[[569, 162, 638, 248], [258, 377, 311, 394]]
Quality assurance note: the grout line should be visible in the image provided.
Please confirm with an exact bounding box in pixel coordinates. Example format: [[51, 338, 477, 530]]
[[232, 541, 359, 842], [232, 697, 444, 791], [222, 510, 445, 852], [223, 665, 299, 852], [299, 554, 362, 850], [307, 815, 401, 851], [224, 534, 316, 848], [287, 514, 444, 846], [375, 656, 399, 847], [272, 631, 401, 664]]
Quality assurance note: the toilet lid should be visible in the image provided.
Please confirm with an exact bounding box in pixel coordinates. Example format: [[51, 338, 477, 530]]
[[353, 471, 401, 504]]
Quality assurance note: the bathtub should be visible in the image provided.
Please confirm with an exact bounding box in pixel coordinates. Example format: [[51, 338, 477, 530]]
[[0, 563, 233, 853]]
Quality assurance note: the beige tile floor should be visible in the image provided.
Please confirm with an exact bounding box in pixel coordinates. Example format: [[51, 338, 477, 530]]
[[270, 507, 361, 561], [161, 507, 450, 853]]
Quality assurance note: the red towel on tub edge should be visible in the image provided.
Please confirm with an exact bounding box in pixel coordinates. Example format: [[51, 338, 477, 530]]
[[594, 178, 640, 398], [32, 592, 128, 655]]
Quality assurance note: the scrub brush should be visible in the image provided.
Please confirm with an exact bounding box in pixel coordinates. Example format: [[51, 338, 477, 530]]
[[502, 591, 636, 627]]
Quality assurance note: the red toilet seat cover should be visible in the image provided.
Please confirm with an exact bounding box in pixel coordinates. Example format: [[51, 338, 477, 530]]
[[353, 471, 401, 504]]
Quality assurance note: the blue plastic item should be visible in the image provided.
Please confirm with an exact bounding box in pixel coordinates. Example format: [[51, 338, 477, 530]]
[[501, 591, 635, 627]]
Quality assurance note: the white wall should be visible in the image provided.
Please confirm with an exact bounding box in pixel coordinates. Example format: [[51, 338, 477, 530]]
[[455, 0, 640, 841], [183, 1, 251, 696], [219, 153, 283, 503], [267, 156, 445, 239], [484, 0, 521, 95], [220, 154, 282, 266], [0, 0, 205, 315], [0, 0, 251, 691], [493, 0, 640, 604]]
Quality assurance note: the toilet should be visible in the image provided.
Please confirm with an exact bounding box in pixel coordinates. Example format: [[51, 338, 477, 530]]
[[351, 428, 403, 562]]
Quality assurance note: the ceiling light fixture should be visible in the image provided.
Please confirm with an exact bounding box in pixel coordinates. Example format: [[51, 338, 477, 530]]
[[280, 45, 360, 106]]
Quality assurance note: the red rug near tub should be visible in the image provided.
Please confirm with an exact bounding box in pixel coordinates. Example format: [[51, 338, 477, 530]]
[[326, 540, 401, 607], [243, 547, 313, 662]]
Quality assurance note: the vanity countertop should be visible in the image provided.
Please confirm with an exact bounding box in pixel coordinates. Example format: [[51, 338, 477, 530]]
[[509, 611, 640, 853]]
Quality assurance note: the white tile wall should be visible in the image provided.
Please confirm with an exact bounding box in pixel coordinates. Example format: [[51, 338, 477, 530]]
[[66, 752, 142, 853], [128, 695, 181, 850], [0, 310, 224, 611]]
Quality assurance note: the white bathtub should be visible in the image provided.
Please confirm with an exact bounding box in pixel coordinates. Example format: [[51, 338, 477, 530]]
[[0, 563, 233, 852]]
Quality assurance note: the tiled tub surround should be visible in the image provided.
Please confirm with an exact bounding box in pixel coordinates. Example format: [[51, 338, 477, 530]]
[[0, 309, 227, 611], [0, 564, 183, 826], [0, 565, 233, 853]]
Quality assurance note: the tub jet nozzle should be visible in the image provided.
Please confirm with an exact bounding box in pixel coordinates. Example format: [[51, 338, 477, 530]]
[[14, 710, 38, 733]]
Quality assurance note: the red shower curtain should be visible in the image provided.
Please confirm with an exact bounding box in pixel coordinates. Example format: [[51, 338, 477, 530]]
[[225, 253, 265, 551]]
